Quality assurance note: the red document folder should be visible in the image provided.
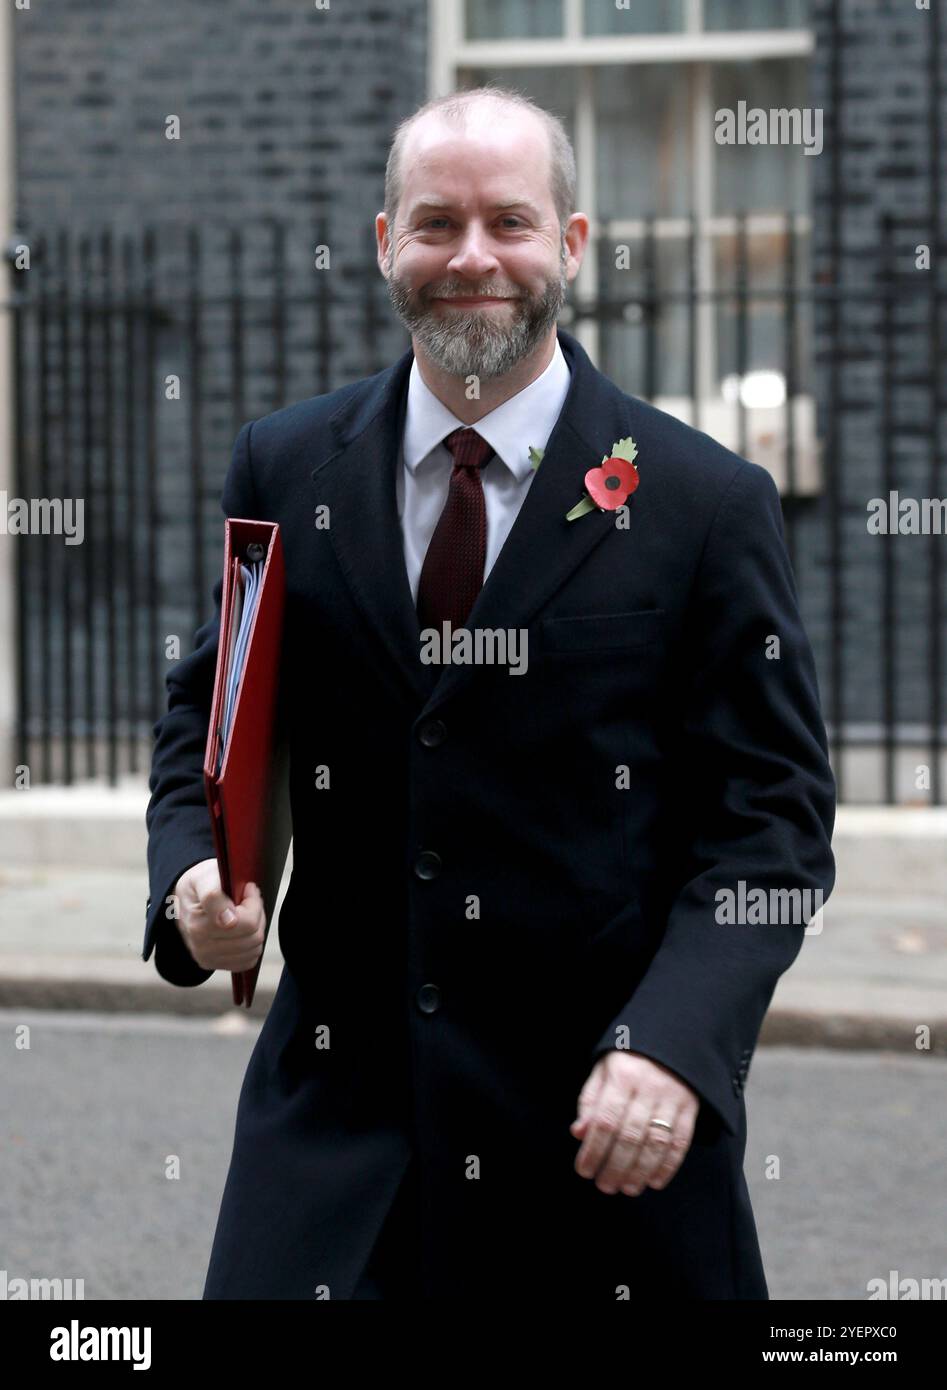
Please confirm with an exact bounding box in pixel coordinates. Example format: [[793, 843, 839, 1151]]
[[203, 519, 292, 1008]]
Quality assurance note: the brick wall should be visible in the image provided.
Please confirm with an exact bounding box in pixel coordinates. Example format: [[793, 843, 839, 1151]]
[[10, 0, 947, 784], [808, 0, 946, 746], [12, 1, 428, 753], [13, 0, 426, 380]]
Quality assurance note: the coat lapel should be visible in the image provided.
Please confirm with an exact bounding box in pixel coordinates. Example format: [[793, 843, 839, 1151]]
[[313, 327, 641, 716]]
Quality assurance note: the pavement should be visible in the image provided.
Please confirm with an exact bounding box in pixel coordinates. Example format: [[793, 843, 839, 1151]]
[[0, 792, 945, 1051]]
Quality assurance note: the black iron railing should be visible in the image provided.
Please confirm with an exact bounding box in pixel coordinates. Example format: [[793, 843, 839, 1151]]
[[4, 213, 946, 801]]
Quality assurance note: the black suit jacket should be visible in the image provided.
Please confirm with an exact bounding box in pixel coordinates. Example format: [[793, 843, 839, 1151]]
[[144, 326, 836, 1299]]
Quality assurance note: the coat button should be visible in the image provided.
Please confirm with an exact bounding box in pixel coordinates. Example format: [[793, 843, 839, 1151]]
[[414, 850, 442, 880], [417, 983, 441, 1014], [417, 719, 447, 747]]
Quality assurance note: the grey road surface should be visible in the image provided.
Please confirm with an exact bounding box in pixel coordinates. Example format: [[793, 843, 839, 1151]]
[[1, 1009, 943, 1301]]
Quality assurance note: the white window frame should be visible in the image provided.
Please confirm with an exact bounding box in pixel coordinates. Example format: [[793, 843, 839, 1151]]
[[428, 0, 820, 493]]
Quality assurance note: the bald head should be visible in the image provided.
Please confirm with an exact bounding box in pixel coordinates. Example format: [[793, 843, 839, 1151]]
[[384, 87, 576, 238], [375, 85, 587, 384]]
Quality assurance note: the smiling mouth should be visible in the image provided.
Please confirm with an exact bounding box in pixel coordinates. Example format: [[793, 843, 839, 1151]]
[[433, 295, 516, 306]]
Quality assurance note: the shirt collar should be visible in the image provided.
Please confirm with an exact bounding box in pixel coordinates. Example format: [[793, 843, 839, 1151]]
[[402, 337, 572, 483]]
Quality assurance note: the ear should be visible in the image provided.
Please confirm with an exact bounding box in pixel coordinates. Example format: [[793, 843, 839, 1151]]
[[375, 212, 392, 278], [562, 212, 591, 283]]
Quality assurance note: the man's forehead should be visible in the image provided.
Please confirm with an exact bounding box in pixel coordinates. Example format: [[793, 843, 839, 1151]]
[[402, 108, 549, 165], [409, 193, 536, 209], [398, 117, 552, 219]]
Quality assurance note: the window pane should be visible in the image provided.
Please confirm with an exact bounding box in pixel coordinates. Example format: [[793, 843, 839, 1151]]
[[714, 226, 812, 396], [584, 0, 685, 33], [599, 233, 694, 397], [595, 66, 691, 220], [708, 224, 815, 485], [457, 65, 577, 163], [704, 0, 809, 28], [465, 0, 563, 39], [711, 60, 812, 215]]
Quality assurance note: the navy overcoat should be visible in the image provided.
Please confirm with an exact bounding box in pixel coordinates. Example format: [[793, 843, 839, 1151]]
[[144, 327, 836, 1299]]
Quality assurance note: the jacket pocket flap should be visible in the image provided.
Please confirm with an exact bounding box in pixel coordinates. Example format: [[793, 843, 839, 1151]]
[[540, 608, 667, 652]]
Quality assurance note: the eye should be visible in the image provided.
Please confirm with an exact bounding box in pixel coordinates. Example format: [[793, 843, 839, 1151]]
[[418, 215, 526, 231]]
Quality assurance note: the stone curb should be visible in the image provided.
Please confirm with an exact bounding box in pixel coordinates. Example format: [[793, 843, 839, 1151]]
[[1, 970, 945, 1055]]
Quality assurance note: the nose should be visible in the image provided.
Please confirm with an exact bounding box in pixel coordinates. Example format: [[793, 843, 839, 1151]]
[[446, 222, 501, 279]]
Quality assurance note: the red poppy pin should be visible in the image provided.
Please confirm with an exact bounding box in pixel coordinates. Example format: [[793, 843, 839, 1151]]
[[529, 437, 640, 520]]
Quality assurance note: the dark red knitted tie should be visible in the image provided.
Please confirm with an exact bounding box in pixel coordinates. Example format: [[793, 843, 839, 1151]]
[[416, 427, 495, 630]]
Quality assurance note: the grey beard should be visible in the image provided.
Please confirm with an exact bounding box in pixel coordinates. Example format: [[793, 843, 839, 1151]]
[[385, 251, 569, 381]]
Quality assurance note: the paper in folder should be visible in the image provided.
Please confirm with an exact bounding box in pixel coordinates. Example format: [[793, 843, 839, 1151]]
[[203, 519, 292, 1008]]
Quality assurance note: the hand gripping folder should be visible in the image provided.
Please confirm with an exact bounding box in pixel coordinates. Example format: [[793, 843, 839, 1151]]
[[203, 519, 292, 1008]]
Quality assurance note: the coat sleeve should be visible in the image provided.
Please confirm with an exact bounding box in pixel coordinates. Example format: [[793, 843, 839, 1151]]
[[142, 419, 258, 987], [589, 459, 837, 1137]]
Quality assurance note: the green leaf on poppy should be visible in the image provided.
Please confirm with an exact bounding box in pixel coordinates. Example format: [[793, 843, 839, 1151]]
[[565, 494, 598, 521], [528, 445, 545, 471], [609, 436, 638, 464]]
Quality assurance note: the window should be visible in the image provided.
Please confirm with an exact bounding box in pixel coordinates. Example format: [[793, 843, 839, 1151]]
[[431, 0, 819, 493]]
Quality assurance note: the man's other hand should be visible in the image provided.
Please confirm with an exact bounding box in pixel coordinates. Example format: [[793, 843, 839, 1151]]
[[170, 859, 267, 973], [571, 1051, 699, 1196]]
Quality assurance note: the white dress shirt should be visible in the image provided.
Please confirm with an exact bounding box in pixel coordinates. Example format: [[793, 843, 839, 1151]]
[[396, 337, 572, 607]]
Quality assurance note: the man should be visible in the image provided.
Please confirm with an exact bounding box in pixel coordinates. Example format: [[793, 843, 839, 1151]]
[[144, 86, 836, 1300]]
